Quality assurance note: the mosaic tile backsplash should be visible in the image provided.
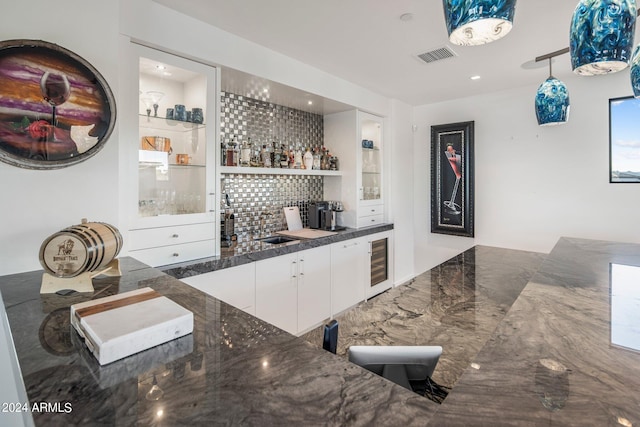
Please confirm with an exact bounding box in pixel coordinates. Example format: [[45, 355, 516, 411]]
[[221, 174, 324, 239], [219, 92, 326, 241], [220, 91, 323, 149]]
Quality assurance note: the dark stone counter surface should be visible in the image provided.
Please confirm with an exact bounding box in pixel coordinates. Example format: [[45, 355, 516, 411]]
[[0, 256, 437, 426], [2, 236, 639, 426], [161, 223, 394, 279]]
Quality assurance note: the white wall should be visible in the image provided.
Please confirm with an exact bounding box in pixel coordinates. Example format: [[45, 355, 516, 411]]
[[413, 70, 640, 275], [0, 1, 120, 275], [1, 0, 415, 282], [389, 99, 415, 285]]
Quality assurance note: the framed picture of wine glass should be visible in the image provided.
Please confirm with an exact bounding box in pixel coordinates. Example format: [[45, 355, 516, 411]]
[[430, 121, 474, 237], [609, 96, 640, 183], [0, 39, 116, 169]]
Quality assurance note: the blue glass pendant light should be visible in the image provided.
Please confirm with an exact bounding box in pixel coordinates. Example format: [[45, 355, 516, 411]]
[[442, 0, 517, 46], [535, 59, 570, 126], [570, 0, 637, 76], [631, 45, 640, 97]]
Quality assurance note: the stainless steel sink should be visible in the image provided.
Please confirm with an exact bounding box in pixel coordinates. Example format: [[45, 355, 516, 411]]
[[257, 236, 298, 244]]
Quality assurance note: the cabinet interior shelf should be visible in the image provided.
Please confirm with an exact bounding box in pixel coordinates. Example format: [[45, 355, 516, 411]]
[[362, 147, 380, 151], [362, 171, 381, 175], [139, 115, 205, 132], [220, 166, 342, 176]]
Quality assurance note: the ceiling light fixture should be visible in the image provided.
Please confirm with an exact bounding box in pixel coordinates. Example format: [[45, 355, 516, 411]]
[[535, 51, 570, 126], [569, 0, 637, 76], [470, 75, 481, 80], [156, 65, 166, 71], [442, 0, 517, 46]]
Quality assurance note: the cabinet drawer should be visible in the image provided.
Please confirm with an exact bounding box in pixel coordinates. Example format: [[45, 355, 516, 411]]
[[357, 214, 384, 228], [129, 223, 214, 251], [361, 205, 384, 216], [129, 240, 215, 267]]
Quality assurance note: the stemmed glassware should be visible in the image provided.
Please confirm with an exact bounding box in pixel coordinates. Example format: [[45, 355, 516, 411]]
[[40, 71, 71, 129], [147, 91, 165, 117]]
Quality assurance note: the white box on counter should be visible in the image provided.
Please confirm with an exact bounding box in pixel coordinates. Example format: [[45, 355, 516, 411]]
[[70, 287, 193, 365]]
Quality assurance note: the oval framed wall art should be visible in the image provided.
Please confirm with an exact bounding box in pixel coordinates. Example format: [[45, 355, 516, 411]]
[[0, 39, 116, 169]]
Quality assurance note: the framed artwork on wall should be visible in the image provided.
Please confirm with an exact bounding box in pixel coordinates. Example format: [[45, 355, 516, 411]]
[[0, 39, 116, 170], [610, 96, 640, 183], [430, 121, 474, 237]]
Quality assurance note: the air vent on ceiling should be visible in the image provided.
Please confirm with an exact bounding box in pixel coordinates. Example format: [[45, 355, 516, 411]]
[[417, 46, 457, 64]]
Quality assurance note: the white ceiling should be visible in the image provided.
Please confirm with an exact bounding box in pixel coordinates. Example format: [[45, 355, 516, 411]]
[[152, 0, 610, 107]]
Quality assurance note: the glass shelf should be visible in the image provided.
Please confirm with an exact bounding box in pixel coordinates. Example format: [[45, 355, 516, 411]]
[[139, 114, 206, 132], [362, 146, 381, 151], [362, 171, 381, 175], [219, 166, 342, 176]]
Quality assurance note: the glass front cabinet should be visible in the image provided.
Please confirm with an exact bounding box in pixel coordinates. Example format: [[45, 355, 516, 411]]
[[122, 43, 218, 267], [324, 110, 385, 229]]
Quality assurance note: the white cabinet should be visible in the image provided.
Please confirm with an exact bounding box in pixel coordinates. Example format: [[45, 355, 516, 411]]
[[330, 230, 394, 313], [297, 245, 331, 334], [121, 42, 218, 266], [181, 263, 255, 315], [255, 246, 331, 335], [330, 237, 366, 315], [255, 253, 298, 334], [324, 110, 385, 228]]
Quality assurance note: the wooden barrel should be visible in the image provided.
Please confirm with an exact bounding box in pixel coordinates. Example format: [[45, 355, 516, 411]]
[[39, 219, 123, 278]]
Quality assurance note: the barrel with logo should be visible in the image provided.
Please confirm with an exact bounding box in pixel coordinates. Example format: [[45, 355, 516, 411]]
[[39, 219, 123, 278]]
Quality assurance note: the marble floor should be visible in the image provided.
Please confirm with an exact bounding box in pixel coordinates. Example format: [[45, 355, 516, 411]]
[[302, 245, 546, 389]]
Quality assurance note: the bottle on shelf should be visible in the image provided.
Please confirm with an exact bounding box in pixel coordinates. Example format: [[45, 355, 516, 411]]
[[303, 147, 313, 170], [226, 136, 238, 166], [294, 146, 303, 169], [273, 141, 281, 168], [281, 144, 289, 168], [262, 144, 271, 168], [312, 147, 321, 170], [250, 138, 261, 167], [240, 136, 251, 167], [221, 141, 226, 166]]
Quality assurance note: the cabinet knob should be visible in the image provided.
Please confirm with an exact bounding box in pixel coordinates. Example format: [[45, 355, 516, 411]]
[[172, 234, 179, 238], [371, 209, 375, 212], [292, 261, 297, 264], [292, 275, 297, 278], [371, 219, 375, 222], [300, 273, 304, 276], [172, 253, 179, 257]]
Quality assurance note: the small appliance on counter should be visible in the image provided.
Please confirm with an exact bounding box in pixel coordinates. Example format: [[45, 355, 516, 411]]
[[221, 194, 237, 248], [309, 201, 345, 231]]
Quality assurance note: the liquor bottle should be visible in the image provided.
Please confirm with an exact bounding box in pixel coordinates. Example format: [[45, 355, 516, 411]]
[[280, 144, 289, 168], [312, 147, 321, 170], [262, 144, 271, 168], [303, 147, 313, 170], [221, 141, 226, 166], [240, 137, 251, 167], [288, 145, 295, 168], [294, 146, 303, 169], [273, 142, 281, 168]]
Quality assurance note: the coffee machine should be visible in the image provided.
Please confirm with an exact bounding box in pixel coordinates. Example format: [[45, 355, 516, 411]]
[[309, 201, 344, 231]]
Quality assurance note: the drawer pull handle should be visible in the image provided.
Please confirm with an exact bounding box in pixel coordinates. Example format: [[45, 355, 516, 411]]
[[371, 219, 375, 222], [371, 209, 375, 212], [172, 234, 179, 238], [172, 253, 179, 257]]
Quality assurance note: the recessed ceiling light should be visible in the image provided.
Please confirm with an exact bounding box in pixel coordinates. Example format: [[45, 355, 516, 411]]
[[470, 75, 481, 80], [263, 88, 269, 93], [308, 100, 313, 105], [156, 65, 166, 71]]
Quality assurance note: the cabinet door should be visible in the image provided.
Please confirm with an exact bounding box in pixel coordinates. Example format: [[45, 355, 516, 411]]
[[255, 254, 298, 334], [297, 246, 331, 334], [126, 43, 217, 231], [331, 238, 366, 316], [181, 263, 256, 315]]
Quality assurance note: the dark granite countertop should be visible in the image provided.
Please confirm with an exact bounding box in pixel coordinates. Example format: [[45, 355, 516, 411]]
[[2, 236, 639, 426], [161, 223, 394, 279], [0, 256, 437, 426]]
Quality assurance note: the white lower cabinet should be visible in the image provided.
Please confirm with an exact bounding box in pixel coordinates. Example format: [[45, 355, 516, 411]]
[[297, 245, 331, 334], [180, 263, 256, 315], [330, 237, 366, 315], [255, 253, 298, 335], [180, 233, 391, 334], [255, 246, 331, 335]]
